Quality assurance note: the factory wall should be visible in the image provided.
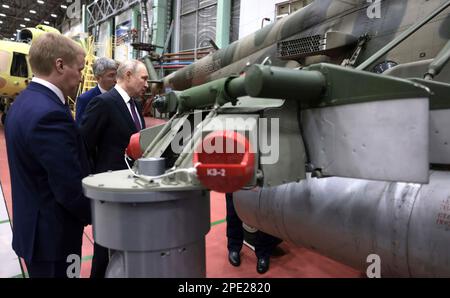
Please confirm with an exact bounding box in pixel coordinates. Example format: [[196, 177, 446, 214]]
[[97, 21, 112, 58], [238, 0, 282, 39], [60, 0, 309, 62], [114, 9, 134, 62], [238, 0, 313, 39]]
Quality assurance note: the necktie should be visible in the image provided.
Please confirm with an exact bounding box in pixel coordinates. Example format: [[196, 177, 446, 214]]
[[64, 99, 74, 120], [129, 99, 142, 131]]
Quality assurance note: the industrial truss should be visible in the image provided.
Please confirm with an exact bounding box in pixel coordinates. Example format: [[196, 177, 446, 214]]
[[86, 0, 140, 28]]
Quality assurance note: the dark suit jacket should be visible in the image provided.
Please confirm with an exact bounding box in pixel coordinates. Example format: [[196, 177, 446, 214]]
[[4, 82, 91, 263], [75, 85, 101, 125], [80, 87, 146, 174]]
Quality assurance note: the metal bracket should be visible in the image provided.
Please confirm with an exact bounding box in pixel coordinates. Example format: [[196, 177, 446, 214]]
[[341, 34, 370, 67]]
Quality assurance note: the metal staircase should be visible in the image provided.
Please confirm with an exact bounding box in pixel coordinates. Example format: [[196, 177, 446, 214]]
[[71, 35, 97, 119], [81, 36, 97, 94]]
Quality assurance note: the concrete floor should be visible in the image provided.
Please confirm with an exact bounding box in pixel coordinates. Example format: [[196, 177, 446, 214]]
[[0, 118, 362, 278]]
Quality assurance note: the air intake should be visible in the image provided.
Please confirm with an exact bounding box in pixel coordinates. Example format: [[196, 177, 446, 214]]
[[277, 31, 357, 60]]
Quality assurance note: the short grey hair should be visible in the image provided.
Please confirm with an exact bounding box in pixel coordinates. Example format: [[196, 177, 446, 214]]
[[116, 59, 145, 80], [92, 57, 118, 77]]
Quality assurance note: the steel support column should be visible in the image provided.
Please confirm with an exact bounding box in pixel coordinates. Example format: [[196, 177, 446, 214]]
[[152, 0, 170, 54], [216, 0, 231, 49]]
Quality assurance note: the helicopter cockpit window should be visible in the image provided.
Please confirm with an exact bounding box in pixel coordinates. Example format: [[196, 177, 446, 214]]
[[18, 29, 33, 43], [10, 52, 28, 78]]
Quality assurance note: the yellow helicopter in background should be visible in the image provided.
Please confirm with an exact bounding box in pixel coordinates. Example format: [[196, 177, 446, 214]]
[[0, 25, 61, 124]]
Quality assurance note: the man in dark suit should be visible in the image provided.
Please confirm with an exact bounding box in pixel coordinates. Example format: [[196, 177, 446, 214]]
[[4, 33, 91, 278], [75, 57, 118, 125], [226, 193, 282, 274], [80, 59, 148, 277]]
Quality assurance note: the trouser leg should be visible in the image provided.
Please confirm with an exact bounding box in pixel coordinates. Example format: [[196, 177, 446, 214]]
[[254, 231, 282, 259], [90, 242, 109, 278], [226, 193, 244, 252]]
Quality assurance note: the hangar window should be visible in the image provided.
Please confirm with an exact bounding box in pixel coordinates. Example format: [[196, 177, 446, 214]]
[[10, 52, 28, 78], [180, 0, 218, 50], [230, 0, 241, 43], [276, 0, 314, 20]]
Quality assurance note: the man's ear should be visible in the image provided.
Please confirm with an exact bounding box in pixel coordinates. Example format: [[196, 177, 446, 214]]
[[55, 58, 64, 74], [126, 70, 132, 81]]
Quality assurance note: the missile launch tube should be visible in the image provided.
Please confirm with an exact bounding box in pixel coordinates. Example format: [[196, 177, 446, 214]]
[[177, 78, 234, 111], [169, 65, 326, 113], [226, 76, 246, 99], [234, 171, 450, 277], [244, 65, 325, 102]]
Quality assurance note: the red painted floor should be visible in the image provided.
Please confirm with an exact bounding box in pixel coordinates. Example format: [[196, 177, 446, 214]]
[[206, 193, 362, 278], [0, 117, 362, 278]]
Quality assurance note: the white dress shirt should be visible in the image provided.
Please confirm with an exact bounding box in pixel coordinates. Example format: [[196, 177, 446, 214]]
[[98, 85, 108, 94], [32, 77, 65, 104], [114, 85, 140, 121]]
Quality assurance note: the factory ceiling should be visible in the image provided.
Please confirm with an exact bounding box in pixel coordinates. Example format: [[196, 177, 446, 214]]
[[0, 0, 85, 40]]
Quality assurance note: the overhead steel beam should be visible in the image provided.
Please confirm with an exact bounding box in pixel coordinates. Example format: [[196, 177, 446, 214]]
[[86, 0, 140, 28]]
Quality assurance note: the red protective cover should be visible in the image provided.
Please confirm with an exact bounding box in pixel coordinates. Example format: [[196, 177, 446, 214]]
[[193, 130, 255, 193], [126, 132, 143, 160]]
